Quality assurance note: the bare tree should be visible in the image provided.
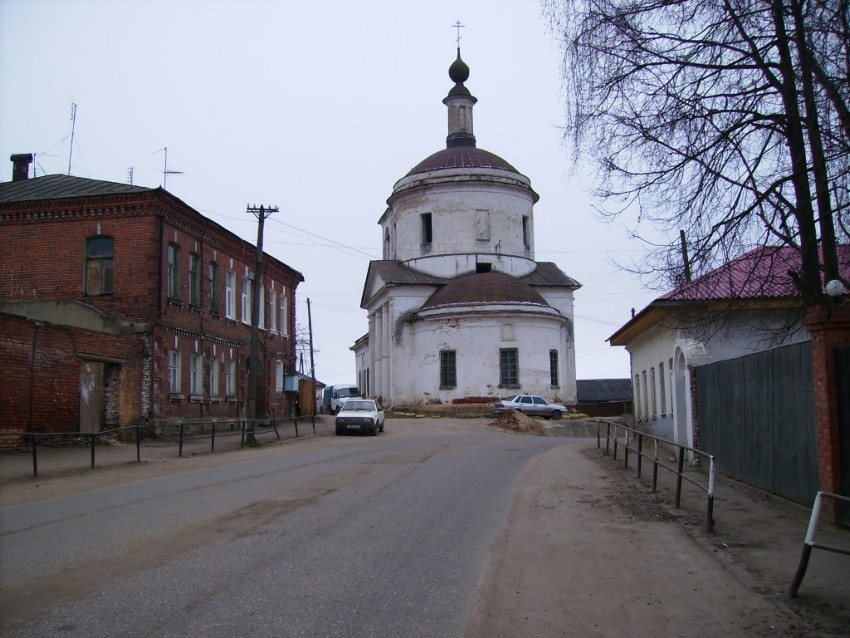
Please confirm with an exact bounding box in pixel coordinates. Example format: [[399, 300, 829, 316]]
[[544, 0, 849, 302]]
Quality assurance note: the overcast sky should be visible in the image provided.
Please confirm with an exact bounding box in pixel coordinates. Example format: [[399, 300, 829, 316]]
[[0, 0, 662, 387]]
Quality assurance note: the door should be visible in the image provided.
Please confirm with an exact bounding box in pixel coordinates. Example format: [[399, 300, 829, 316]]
[[79, 361, 104, 434]]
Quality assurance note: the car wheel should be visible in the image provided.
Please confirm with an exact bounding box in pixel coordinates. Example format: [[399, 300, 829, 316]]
[[335, 424, 343, 435], [371, 424, 378, 436], [551, 410, 562, 420], [379, 421, 384, 433]]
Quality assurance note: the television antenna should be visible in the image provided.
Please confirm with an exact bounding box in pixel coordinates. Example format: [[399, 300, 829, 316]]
[[154, 147, 184, 189]]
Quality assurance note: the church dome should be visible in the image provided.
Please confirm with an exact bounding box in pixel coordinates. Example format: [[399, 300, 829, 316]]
[[421, 271, 547, 309], [405, 146, 519, 177]]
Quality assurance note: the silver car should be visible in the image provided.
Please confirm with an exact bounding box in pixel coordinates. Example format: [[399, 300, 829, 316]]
[[335, 399, 385, 436], [495, 395, 569, 420]]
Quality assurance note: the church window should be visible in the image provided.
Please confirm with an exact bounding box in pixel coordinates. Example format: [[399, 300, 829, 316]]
[[440, 350, 457, 388], [475, 210, 490, 241], [549, 350, 559, 387], [421, 213, 433, 245], [522, 216, 530, 249], [499, 348, 519, 387], [476, 262, 491, 273]]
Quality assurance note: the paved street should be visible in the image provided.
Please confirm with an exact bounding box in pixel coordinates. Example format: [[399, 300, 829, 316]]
[[1, 418, 847, 637]]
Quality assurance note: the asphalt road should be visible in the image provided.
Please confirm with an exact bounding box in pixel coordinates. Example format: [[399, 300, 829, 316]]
[[0, 420, 570, 637]]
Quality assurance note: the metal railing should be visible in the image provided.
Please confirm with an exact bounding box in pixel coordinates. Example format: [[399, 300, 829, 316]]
[[596, 420, 717, 532], [164, 415, 317, 457], [789, 491, 850, 598], [0, 426, 142, 477]]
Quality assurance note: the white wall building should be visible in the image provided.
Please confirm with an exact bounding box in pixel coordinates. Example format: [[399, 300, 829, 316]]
[[354, 49, 580, 409], [608, 246, 819, 446]]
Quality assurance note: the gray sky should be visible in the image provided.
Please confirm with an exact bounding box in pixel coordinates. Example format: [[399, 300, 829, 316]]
[[0, 0, 660, 386]]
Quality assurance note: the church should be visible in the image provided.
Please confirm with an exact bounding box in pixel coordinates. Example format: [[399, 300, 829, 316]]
[[352, 49, 581, 410]]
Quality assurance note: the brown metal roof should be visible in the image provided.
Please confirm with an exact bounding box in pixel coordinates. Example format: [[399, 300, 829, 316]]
[[421, 271, 548, 309], [0, 174, 153, 203], [406, 147, 518, 176]]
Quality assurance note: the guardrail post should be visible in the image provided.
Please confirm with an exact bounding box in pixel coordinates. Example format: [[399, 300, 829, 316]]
[[605, 422, 611, 455], [31, 433, 38, 477], [240, 420, 245, 448], [272, 419, 281, 441], [624, 428, 630, 469], [90, 433, 96, 469], [652, 439, 659, 492], [136, 424, 141, 462], [706, 456, 716, 532], [637, 434, 643, 478], [211, 421, 217, 453], [675, 447, 685, 508], [613, 424, 619, 461], [179, 422, 185, 457], [311, 414, 316, 435], [293, 416, 299, 438]]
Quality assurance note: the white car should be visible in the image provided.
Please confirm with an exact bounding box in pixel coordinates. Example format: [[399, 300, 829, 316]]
[[495, 395, 569, 420], [335, 399, 385, 436]]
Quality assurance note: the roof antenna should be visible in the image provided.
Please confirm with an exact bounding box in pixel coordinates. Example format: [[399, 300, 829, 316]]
[[452, 20, 464, 47], [67, 103, 77, 175], [155, 147, 184, 189]]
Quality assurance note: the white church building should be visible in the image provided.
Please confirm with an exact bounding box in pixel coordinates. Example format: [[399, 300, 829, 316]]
[[353, 49, 581, 410]]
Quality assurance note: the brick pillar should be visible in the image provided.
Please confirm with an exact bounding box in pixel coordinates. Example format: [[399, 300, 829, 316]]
[[804, 304, 850, 506]]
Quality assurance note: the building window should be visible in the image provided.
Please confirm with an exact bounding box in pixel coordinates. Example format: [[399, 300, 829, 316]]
[[499, 348, 519, 387], [167, 243, 181, 301], [421, 213, 433, 247], [269, 289, 277, 334], [275, 361, 284, 393], [241, 276, 252, 325], [549, 350, 559, 387], [225, 270, 236, 319], [658, 362, 666, 415], [642, 370, 648, 421], [225, 359, 236, 397], [209, 356, 220, 398], [475, 209, 490, 241], [440, 350, 457, 388], [634, 375, 641, 419], [189, 253, 201, 307], [258, 283, 265, 330], [522, 216, 530, 249], [168, 350, 181, 393], [280, 287, 288, 336], [190, 353, 203, 396], [650, 367, 657, 417], [85, 236, 114, 295], [208, 262, 219, 314]]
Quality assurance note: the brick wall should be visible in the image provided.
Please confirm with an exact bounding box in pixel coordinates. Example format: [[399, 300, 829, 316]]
[[805, 303, 850, 496]]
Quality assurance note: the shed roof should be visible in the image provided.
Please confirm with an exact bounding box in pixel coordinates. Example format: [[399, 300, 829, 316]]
[[0, 174, 152, 203]]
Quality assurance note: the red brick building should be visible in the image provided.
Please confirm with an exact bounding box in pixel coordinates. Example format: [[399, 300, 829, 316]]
[[0, 158, 303, 440]]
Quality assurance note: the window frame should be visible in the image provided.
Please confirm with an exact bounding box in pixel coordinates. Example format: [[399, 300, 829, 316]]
[[168, 350, 182, 394], [549, 349, 559, 387], [190, 352, 204, 396], [167, 243, 181, 301], [225, 270, 236, 319], [499, 348, 519, 387], [439, 350, 457, 388], [208, 261, 219, 315], [189, 252, 201, 307], [85, 236, 114, 296]]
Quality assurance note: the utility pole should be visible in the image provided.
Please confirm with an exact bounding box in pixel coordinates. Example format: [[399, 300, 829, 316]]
[[308, 298, 316, 416], [246, 203, 278, 445]]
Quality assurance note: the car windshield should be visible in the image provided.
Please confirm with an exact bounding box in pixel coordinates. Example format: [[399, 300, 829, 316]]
[[338, 388, 359, 398], [343, 400, 373, 411]]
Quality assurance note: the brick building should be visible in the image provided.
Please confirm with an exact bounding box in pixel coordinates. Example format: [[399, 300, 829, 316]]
[[0, 156, 304, 441]]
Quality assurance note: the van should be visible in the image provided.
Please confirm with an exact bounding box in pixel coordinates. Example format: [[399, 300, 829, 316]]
[[322, 384, 362, 414]]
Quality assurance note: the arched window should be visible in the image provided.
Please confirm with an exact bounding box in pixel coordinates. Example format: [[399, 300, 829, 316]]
[[85, 236, 113, 295]]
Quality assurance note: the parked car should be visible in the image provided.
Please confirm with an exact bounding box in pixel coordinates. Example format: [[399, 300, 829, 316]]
[[335, 399, 385, 436], [495, 395, 569, 420]]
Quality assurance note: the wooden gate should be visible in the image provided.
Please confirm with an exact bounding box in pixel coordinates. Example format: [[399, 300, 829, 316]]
[[696, 342, 818, 505], [79, 360, 104, 434]]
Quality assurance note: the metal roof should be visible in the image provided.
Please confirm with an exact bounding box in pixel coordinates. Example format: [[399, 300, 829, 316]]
[[0, 174, 153, 203], [577, 378, 633, 403], [421, 271, 547, 308], [406, 146, 519, 176]]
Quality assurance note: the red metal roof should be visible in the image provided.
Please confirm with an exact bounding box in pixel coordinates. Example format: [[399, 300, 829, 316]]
[[406, 147, 518, 176]]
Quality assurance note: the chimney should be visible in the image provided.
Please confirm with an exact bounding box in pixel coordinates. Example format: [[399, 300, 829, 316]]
[[10, 153, 33, 181]]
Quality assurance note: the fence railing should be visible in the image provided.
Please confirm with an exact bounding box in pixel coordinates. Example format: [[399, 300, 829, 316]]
[[1, 414, 317, 477], [596, 420, 717, 532], [169, 415, 316, 457], [789, 491, 850, 598], [0, 425, 142, 477]]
